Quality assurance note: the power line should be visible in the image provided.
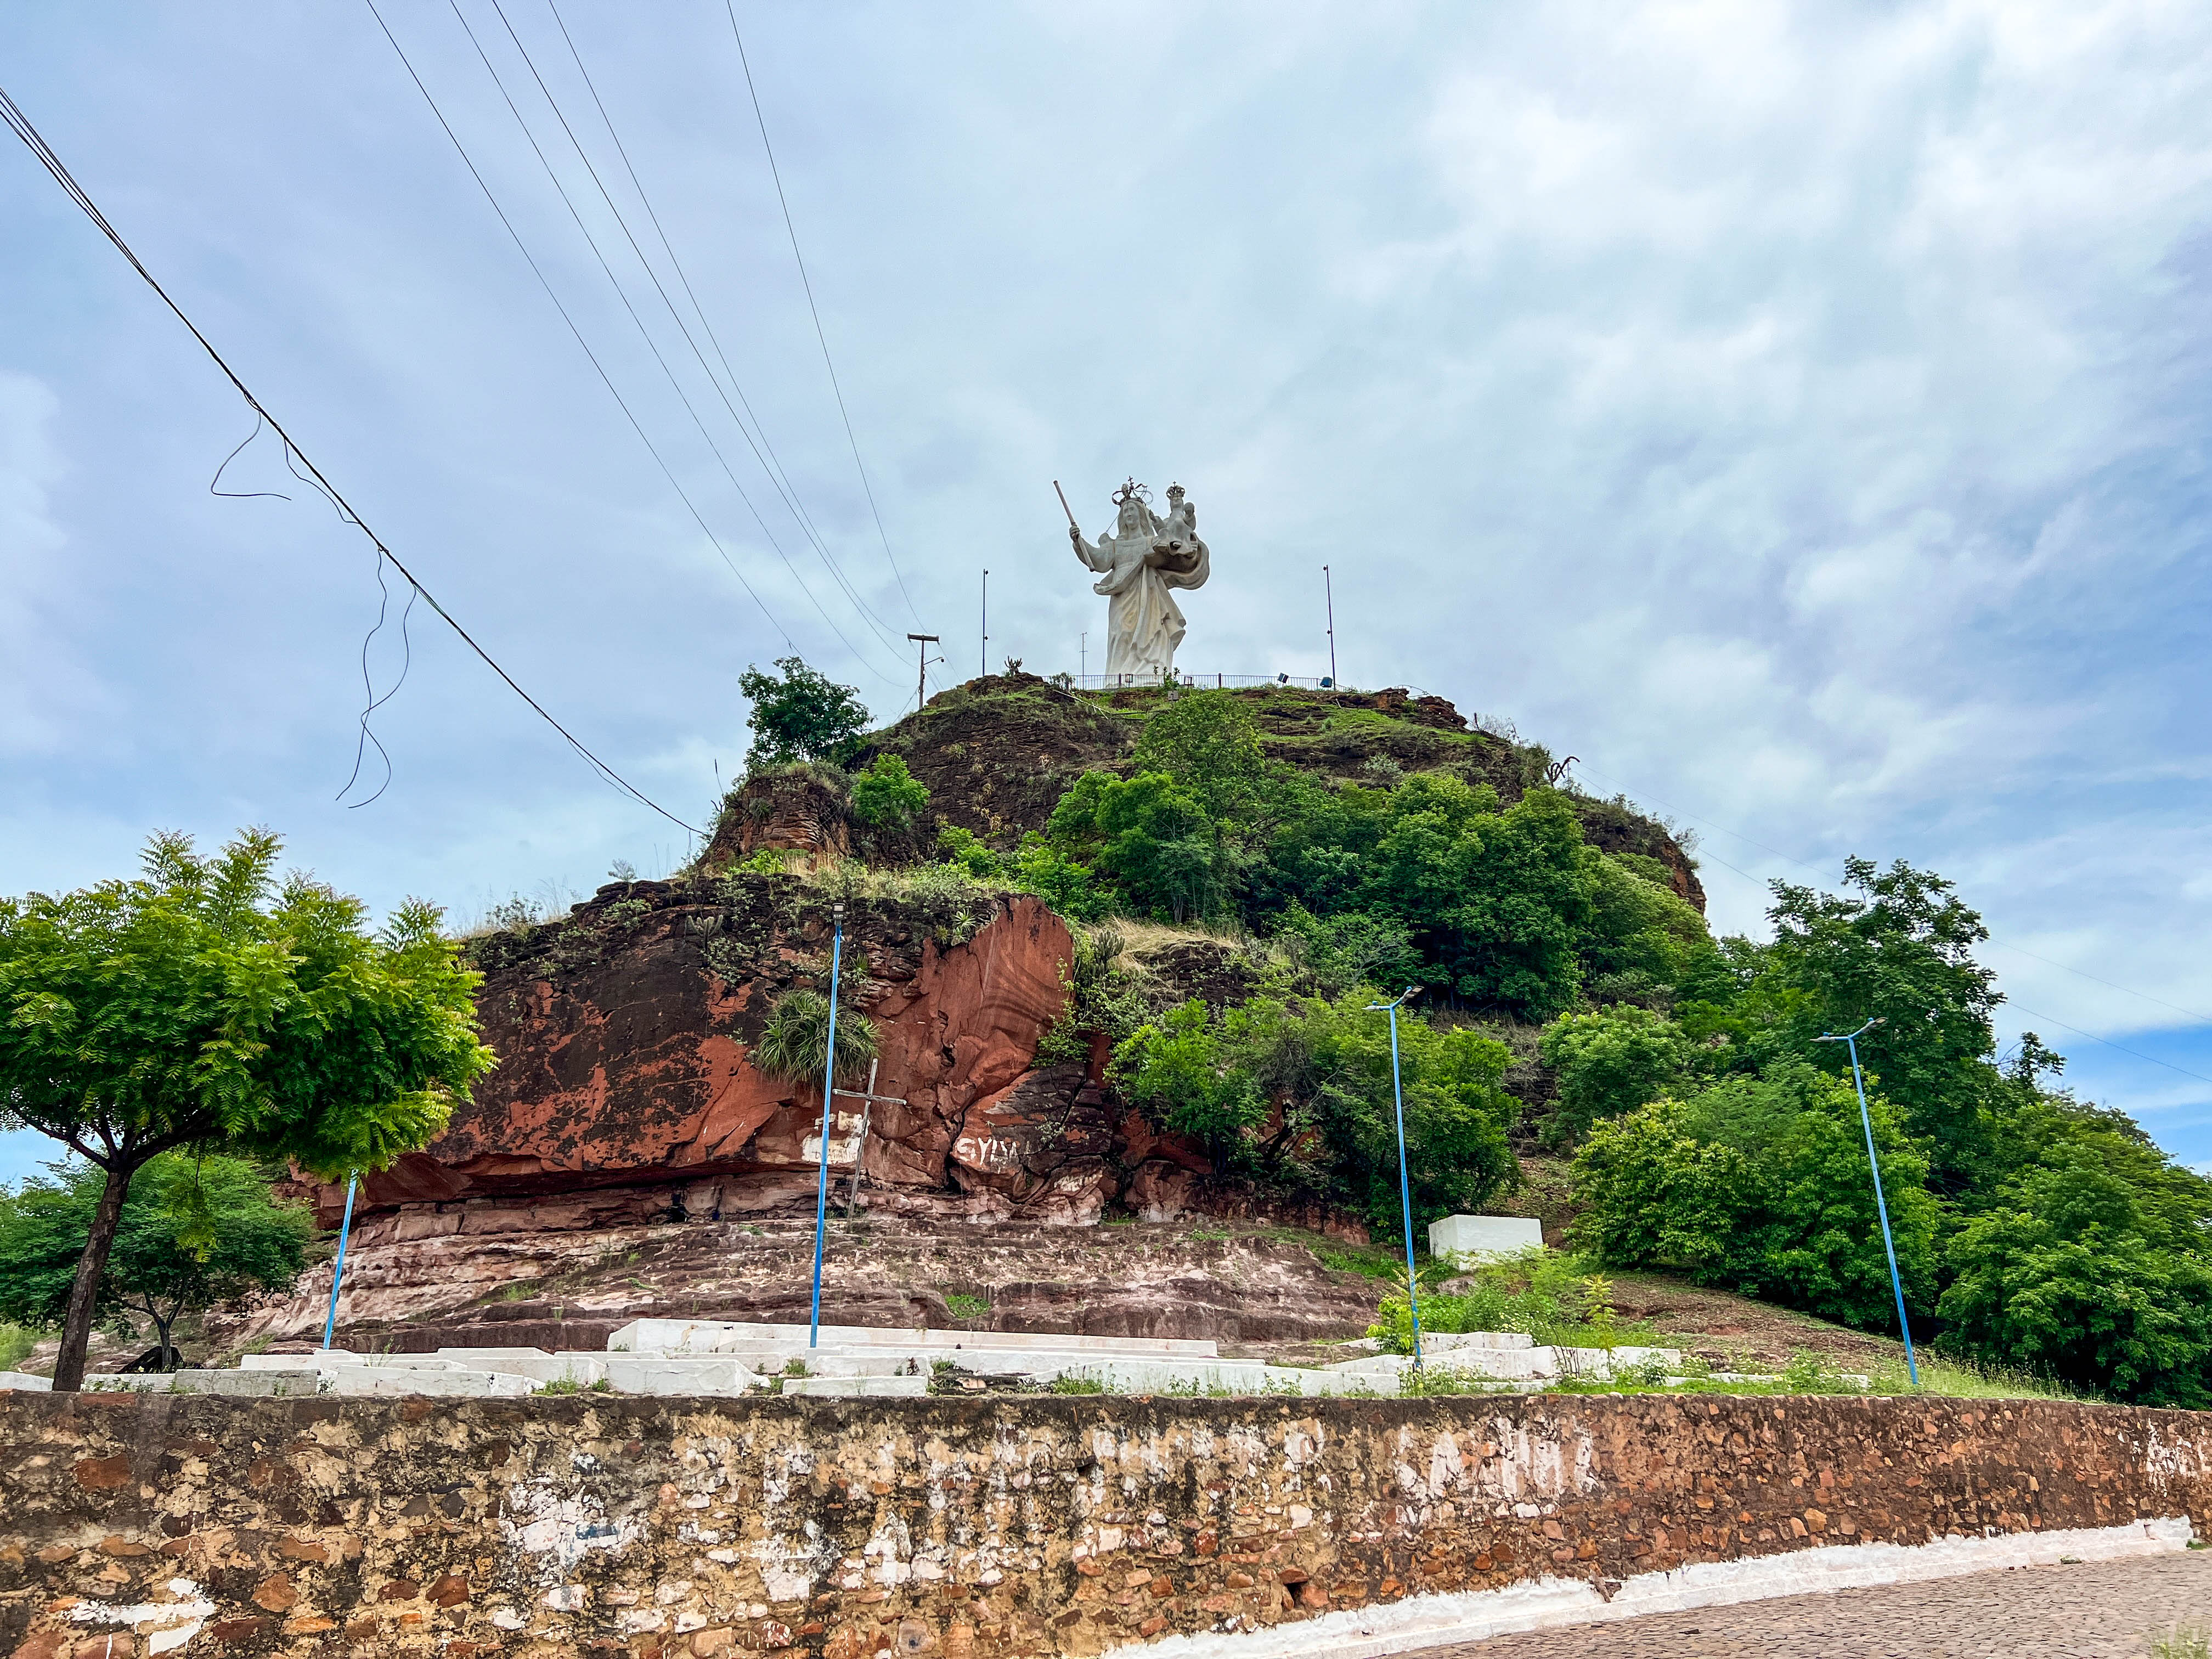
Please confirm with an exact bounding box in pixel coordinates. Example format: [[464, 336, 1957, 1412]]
[[725, 4, 923, 627], [1571, 757, 2212, 1070], [542, 0, 912, 654], [462, 0, 906, 677], [0, 79, 702, 836], [2004, 1001, 2212, 1091], [363, 0, 804, 662]]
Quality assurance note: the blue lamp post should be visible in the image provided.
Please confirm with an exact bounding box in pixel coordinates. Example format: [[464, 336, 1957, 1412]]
[[1814, 1017, 1918, 1387], [321, 1171, 358, 1351], [808, 902, 845, 1349], [1365, 986, 1424, 1370]]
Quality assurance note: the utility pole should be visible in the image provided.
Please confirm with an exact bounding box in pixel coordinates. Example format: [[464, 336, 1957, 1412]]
[[907, 633, 940, 712], [1080, 631, 1087, 684], [980, 569, 989, 679], [1323, 565, 1338, 688], [1814, 1018, 1919, 1386]]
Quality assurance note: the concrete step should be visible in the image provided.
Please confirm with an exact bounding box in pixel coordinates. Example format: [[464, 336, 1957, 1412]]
[[437, 1348, 607, 1385], [323, 1369, 535, 1398], [1423, 1331, 1537, 1351], [601, 1356, 759, 1397], [0, 1372, 50, 1391], [244, 1352, 459, 1371], [782, 1374, 930, 1398], [609, 1318, 1217, 1358], [1330, 1344, 1687, 1381], [81, 1369, 323, 1397]]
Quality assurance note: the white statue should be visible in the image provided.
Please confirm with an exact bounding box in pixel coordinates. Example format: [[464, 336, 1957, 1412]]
[[1067, 478, 1211, 680]]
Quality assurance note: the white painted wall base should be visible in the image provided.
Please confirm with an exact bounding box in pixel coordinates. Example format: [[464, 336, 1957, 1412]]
[[1118, 1517, 2195, 1659]]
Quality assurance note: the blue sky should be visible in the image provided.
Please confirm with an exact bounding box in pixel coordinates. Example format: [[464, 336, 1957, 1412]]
[[3, 2, 2209, 1186]]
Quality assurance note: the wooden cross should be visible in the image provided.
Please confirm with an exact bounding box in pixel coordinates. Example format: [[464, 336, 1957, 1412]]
[[829, 1059, 909, 1216]]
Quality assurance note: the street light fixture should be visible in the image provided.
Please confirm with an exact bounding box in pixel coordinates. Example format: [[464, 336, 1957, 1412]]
[[1365, 986, 1425, 1370], [809, 902, 846, 1349], [1813, 1017, 1918, 1387]]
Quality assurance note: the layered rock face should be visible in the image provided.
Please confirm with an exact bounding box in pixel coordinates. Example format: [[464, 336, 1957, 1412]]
[[323, 878, 1093, 1227]]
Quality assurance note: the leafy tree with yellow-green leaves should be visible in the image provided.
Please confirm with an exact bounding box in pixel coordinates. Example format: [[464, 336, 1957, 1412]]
[[0, 830, 494, 1391]]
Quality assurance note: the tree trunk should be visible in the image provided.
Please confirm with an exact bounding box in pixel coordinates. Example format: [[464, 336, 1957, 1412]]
[[50, 1159, 134, 1393]]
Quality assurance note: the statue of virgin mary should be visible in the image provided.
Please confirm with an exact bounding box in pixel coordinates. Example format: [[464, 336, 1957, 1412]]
[[1068, 479, 1210, 680]]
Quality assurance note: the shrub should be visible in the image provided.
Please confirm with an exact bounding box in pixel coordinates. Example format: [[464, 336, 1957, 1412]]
[[1108, 992, 1519, 1227], [1369, 1246, 1626, 1353], [1537, 1005, 1691, 1149], [850, 754, 929, 831], [1113, 1000, 1267, 1157], [750, 989, 880, 1092], [1571, 1062, 1939, 1333]]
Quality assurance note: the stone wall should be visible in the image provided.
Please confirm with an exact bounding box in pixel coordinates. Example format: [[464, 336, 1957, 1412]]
[[3, 1391, 2208, 1657]]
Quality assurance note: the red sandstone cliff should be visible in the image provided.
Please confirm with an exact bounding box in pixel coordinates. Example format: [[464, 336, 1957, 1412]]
[[320, 877, 1108, 1224]]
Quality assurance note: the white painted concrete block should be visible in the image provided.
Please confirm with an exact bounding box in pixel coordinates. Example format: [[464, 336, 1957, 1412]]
[[436, 1348, 608, 1386], [1428, 1215, 1544, 1259], [1422, 1331, 1537, 1352], [0, 1371, 50, 1391], [607, 1318, 1217, 1358], [1055, 1358, 1273, 1394], [244, 1351, 461, 1372], [84, 1368, 324, 1397], [782, 1374, 930, 1398], [599, 1356, 758, 1397], [1553, 1346, 1687, 1378], [322, 1368, 534, 1398], [1257, 1366, 1403, 1398]]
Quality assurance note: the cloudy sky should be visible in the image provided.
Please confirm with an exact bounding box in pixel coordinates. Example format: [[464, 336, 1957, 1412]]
[[3, 1, 2209, 1184]]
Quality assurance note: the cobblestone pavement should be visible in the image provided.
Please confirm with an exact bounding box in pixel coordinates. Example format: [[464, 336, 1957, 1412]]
[[1412, 1553, 2212, 1658]]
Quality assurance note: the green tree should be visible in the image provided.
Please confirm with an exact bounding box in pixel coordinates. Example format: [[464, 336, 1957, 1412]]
[[1130, 691, 1275, 825], [1537, 1005, 1691, 1149], [1302, 996, 1520, 1228], [1112, 999, 1266, 1160], [850, 754, 930, 831], [1274, 901, 1422, 998], [0, 1154, 311, 1371], [0, 830, 494, 1390], [1701, 859, 2002, 1182], [1049, 771, 1232, 923], [740, 657, 870, 769], [1572, 1062, 1938, 1332], [1010, 834, 1107, 922], [1937, 1114, 2212, 1404]]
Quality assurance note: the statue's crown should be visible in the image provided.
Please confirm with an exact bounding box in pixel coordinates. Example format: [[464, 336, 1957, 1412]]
[[1111, 477, 1150, 506]]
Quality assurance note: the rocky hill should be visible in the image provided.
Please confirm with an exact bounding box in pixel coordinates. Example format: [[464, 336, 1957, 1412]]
[[256, 678, 1711, 1360], [707, 675, 1704, 910]]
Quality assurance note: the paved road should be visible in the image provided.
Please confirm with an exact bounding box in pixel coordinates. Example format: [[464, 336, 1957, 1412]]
[[1412, 1553, 2212, 1658]]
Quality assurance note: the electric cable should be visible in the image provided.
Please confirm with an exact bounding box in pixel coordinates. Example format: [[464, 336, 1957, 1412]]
[[1571, 759, 2212, 1028], [541, 0, 912, 650], [726, 3, 923, 626], [1567, 758, 2212, 1088], [362, 0, 802, 662], [462, 0, 906, 675], [0, 78, 703, 836]]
